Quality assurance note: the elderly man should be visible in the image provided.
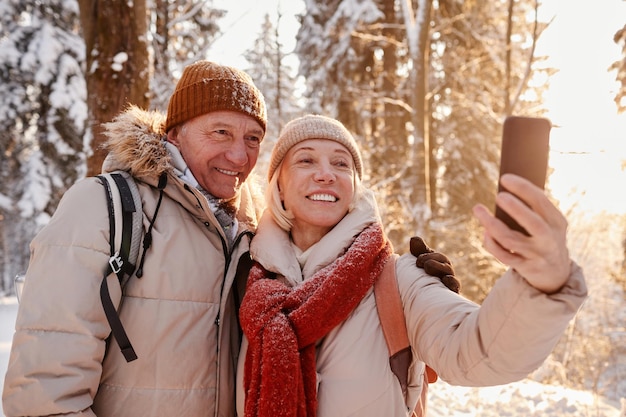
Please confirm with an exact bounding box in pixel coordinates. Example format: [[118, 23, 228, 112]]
[[3, 60, 267, 416]]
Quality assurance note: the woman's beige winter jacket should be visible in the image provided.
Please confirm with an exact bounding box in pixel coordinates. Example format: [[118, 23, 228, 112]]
[[236, 189, 587, 417], [3, 107, 262, 417]]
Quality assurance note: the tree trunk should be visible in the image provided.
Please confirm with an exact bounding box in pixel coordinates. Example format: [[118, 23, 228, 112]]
[[78, 0, 150, 177], [404, 0, 433, 238], [382, 0, 404, 168]]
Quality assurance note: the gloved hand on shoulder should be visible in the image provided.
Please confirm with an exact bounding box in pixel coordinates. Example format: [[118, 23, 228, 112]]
[[410, 236, 461, 293]]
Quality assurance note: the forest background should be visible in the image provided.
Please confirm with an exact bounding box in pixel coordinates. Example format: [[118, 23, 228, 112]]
[[0, 0, 625, 411]]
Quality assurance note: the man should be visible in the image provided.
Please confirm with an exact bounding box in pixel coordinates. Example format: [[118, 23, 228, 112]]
[[3, 60, 267, 416]]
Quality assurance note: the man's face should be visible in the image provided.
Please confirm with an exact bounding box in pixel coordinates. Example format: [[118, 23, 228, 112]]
[[167, 111, 265, 199]]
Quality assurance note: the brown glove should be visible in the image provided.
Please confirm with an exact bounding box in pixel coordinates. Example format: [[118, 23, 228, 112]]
[[410, 236, 461, 293]]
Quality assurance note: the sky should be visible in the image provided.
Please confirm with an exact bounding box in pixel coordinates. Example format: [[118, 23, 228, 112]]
[[210, 0, 626, 216]]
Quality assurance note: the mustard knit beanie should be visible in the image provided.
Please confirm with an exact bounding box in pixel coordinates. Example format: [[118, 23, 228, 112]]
[[268, 114, 363, 181], [165, 60, 267, 132]]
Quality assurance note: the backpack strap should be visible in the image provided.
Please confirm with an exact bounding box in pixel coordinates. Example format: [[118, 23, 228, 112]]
[[374, 254, 438, 416], [97, 171, 144, 362], [374, 254, 412, 394]]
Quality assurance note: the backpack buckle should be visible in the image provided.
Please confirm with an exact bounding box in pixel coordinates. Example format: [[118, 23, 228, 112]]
[[109, 252, 123, 274]]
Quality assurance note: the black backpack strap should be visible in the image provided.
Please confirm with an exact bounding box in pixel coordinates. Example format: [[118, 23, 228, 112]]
[[109, 172, 138, 277], [232, 249, 254, 342], [100, 269, 138, 362], [97, 172, 141, 362]]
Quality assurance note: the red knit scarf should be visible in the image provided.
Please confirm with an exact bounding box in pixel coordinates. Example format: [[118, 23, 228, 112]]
[[240, 223, 393, 417]]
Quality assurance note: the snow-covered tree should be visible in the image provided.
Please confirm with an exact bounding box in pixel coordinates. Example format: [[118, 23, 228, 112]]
[[295, 0, 383, 116], [77, 0, 226, 176], [78, 0, 150, 175], [150, 0, 226, 111], [427, 0, 552, 299], [295, 0, 551, 300], [0, 0, 226, 292], [0, 0, 86, 293], [244, 12, 303, 182]]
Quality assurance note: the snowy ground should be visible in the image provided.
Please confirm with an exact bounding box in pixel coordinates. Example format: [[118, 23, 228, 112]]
[[0, 298, 15, 415], [428, 379, 623, 417], [0, 297, 622, 416]]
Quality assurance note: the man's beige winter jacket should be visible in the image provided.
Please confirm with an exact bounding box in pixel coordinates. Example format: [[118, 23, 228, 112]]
[[3, 107, 261, 416]]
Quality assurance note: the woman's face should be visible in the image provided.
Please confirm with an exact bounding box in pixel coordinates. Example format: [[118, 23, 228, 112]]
[[279, 139, 356, 243]]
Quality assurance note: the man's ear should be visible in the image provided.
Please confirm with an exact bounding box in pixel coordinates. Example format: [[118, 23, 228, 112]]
[[167, 126, 179, 146]]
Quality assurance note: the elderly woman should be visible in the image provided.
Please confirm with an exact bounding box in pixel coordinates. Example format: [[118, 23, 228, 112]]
[[236, 114, 587, 417]]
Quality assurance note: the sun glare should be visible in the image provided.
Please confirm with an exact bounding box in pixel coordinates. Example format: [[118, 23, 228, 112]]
[[539, 0, 626, 215]]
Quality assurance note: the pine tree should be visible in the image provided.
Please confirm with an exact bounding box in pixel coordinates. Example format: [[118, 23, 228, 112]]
[[0, 0, 86, 292], [150, 0, 226, 111], [244, 12, 302, 181]]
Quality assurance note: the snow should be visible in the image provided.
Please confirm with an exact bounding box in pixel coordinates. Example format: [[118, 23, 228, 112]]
[[0, 299, 17, 413], [111, 52, 129, 72], [427, 379, 622, 416], [0, 297, 622, 416], [0, 194, 11, 212]]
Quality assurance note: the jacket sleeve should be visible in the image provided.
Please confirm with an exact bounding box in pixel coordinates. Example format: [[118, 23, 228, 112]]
[[396, 254, 587, 387], [2, 178, 121, 417]]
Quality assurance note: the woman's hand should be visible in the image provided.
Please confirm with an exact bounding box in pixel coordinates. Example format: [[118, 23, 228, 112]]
[[472, 174, 571, 294]]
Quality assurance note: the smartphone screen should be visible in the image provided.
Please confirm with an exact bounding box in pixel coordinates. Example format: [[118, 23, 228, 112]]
[[495, 116, 551, 235]]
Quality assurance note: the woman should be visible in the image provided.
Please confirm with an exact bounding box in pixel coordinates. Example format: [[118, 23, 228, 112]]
[[236, 114, 587, 417]]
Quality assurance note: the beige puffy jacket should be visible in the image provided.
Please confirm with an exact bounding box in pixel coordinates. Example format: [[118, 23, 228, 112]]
[[236, 189, 587, 417], [3, 107, 262, 417]]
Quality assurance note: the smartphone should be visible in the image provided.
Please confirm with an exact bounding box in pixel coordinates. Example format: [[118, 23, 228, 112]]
[[495, 116, 551, 235]]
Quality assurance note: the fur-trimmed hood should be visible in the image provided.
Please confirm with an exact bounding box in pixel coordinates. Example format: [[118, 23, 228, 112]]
[[101, 105, 172, 181]]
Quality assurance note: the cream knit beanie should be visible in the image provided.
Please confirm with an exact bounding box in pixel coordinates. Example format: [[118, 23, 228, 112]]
[[268, 115, 363, 181]]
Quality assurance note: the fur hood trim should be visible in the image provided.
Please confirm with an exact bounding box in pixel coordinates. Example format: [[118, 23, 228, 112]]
[[101, 105, 172, 179]]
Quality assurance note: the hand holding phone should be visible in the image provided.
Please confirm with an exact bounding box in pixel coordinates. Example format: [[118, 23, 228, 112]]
[[495, 116, 551, 235]]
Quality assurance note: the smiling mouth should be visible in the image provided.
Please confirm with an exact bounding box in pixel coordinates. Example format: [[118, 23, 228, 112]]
[[217, 168, 239, 176], [308, 193, 337, 202]]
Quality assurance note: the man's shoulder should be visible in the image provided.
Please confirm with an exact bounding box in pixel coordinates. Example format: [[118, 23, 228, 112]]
[[31, 176, 111, 250], [48, 176, 111, 224], [61, 176, 107, 201]]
